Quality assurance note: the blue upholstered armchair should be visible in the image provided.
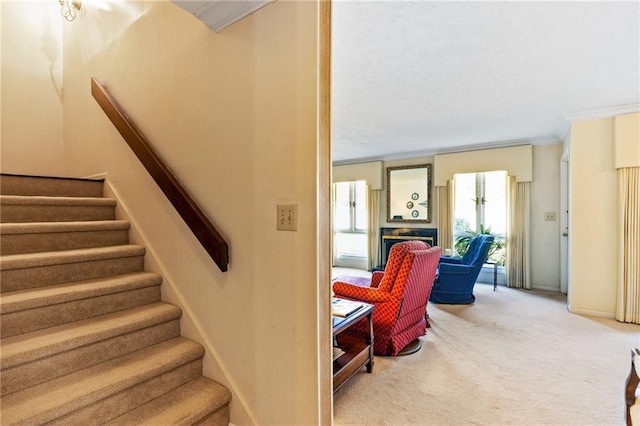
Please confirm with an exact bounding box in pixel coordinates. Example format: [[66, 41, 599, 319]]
[[429, 235, 495, 304]]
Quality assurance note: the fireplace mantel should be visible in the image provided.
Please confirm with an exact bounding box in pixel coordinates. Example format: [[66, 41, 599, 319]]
[[377, 227, 438, 268]]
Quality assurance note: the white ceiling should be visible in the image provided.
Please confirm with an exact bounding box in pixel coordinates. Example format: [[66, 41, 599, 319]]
[[171, 0, 272, 32], [331, 1, 640, 164]]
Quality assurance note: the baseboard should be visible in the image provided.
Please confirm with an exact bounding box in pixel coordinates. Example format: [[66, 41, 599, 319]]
[[569, 307, 616, 319], [530, 284, 561, 292]]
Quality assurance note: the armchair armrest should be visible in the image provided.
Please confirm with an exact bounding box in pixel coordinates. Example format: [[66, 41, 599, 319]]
[[332, 281, 393, 304], [439, 256, 463, 265], [370, 271, 384, 288], [438, 263, 474, 275]]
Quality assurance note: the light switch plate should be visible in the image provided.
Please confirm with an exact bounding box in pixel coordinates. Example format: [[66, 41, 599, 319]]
[[277, 204, 298, 231], [544, 212, 556, 221]]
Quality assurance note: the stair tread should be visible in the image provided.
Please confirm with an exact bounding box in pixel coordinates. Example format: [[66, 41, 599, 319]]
[[0, 195, 115, 206], [1, 337, 204, 425], [1, 302, 182, 369], [0, 176, 230, 424], [0, 244, 145, 270], [0, 220, 130, 235], [106, 377, 231, 425], [0, 174, 104, 198], [1, 271, 162, 314]]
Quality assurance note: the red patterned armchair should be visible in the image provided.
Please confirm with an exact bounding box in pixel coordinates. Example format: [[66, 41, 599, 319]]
[[332, 241, 441, 356]]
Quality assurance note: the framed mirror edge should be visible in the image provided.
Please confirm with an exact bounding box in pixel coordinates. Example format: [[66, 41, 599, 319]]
[[386, 163, 433, 223]]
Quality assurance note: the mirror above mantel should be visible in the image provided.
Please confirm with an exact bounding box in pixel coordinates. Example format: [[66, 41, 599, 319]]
[[386, 164, 433, 223]]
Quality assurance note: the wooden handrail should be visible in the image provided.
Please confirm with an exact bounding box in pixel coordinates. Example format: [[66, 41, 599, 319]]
[[91, 77, 229, 272]]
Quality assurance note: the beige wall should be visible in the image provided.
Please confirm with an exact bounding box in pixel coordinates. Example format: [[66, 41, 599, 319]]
[[1, 1, 65, 175], [614, 112, 640, 168], [569, 118, 618, 317], [61, 1, 324, 424]]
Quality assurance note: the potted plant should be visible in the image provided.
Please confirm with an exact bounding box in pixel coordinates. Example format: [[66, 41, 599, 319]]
[[454, 224, 506, 266]]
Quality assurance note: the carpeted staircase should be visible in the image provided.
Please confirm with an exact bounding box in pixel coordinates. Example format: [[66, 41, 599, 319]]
[[0, 173, 231, 425]]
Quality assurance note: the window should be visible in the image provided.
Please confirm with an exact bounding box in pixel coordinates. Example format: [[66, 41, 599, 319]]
[[333, 181, 367, 267], [454, 171, 507, 263]]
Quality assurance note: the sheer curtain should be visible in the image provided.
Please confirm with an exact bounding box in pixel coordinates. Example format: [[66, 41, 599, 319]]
[[331, 183, 338, 266], [616, 167, 640, 324], [436, 180, 454, 251], [367, 186, 381, 270], [506, 176, 530, 289]]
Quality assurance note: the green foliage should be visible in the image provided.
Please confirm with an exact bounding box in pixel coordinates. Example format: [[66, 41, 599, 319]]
[[454, 218, 471, 232], [454, 225, 506, 266]]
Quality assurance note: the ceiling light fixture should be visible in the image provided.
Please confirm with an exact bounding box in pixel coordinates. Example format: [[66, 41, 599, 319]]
[[59, 0, 82, 22]]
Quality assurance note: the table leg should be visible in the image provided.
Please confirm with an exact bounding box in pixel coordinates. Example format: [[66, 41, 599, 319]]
[[626, 348, 640, 425]]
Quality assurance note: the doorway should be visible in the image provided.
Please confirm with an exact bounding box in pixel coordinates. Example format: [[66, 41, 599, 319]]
[[560, 148, 570, 298]]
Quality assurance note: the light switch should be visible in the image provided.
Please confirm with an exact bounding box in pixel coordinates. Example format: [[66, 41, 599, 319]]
[[277, 204, 298, 231], [544, 212, 556, 221]]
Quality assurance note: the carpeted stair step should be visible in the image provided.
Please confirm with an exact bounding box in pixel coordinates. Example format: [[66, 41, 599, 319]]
[[0, 174, 104, 198], [105, 376, 232, 426], [0, 271, 163, 338], [0, 195, 116, 223], [1, 302, 182, 396], [0, 173, 232, 424], [0, 220, 130, 255], [0, 337, 205, 426], [0, 245, 145, 293]]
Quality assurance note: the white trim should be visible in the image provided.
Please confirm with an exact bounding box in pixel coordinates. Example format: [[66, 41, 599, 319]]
[[82, 172, 109, 180], [569, 307, 616, 319], [556, 121, 571, 143], [530, 284, 561, 292], [172, 0, 274, 33], [563, 104, 640, 123], [335, 256, 367, 270], [332, 136, 560, 166]]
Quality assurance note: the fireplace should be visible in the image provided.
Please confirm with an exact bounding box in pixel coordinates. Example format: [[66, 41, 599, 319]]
[[377, 227, 438, 269]]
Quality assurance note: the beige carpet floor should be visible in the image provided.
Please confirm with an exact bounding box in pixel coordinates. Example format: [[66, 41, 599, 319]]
[[333, 280, 640, 426]]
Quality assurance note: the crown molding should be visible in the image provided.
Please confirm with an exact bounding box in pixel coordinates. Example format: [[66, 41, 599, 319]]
[[563, 104, 640, 124], [556, 121, 572, 143], [172, 0, 273, 33], [332, 135, 560, 166]]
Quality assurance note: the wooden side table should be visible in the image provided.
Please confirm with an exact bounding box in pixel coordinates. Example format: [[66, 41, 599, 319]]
[[626, 348, 640, 425], [332, 302, 374, 393]]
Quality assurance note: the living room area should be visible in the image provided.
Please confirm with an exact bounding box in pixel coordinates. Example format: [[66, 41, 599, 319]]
[[331, 274, 639, 425], [329, 1, 640, 424], [330, 148, 640, 423], [2, 0, 638, 424]]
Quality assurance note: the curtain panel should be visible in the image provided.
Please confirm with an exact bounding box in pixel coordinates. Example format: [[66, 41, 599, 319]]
[[331, 183, 338, 266], [506, 177, 531, 289], [436, 181, 454, 251], [616, 167, 640, 324], [367, 187, 381, 270]]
